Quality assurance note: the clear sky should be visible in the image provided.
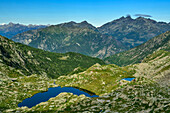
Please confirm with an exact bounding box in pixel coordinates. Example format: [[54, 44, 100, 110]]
[[0, 0, 170, 27]]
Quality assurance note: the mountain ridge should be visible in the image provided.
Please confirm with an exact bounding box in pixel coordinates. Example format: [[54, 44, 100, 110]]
[[12, 21, 126, 59], [104, 31, 170, 66], [11, 16, 170, 59], [98, 16, 170, 48]]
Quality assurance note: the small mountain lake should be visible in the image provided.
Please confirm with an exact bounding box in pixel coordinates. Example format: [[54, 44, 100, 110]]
[[18, 86, 98, 108], [121, 78, 135, 81]]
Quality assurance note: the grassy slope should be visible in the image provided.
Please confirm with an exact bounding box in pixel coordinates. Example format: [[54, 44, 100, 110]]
[[0, 35, 105, 78], [0, 74, 54, 111], [56, 63, 135, 95], [62, 50, 170, 112], [10, 50, 170, 112], [104, 31, 170, 66], [1, 50, 169, 112]]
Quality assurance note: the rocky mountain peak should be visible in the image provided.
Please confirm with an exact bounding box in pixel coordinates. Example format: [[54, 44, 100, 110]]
[[59, 21, 77, 27], [126, 15, 132, 19], [59, 21, 96, 30], [78, 21, 96, 30], [119, 16, 125, 19], [8, 22, 15, 25], [98, 16, 170, 48], [80, 20, 88, 24]]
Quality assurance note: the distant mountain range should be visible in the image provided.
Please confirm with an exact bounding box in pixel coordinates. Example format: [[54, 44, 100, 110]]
[[0, 22, 48, 38], [11, 16, 170, 58], [0, 35, 105, 78], [104, 31, 170, 66], [12, 21, 126, 59]]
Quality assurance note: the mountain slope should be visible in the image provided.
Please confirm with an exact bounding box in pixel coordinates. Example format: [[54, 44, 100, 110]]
[[0, 35, 105, 78], [60, 50, 170, 112], [1, 41, 169, 112], [98, 16, 170, 48], [10, 49, 170, 112], [12, 21, 126, 59], [0, 22, 47, 38], [104, 31, 170, 66]]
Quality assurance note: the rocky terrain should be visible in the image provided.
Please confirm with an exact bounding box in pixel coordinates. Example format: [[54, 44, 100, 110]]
[[104, 31, 170, 66], [62, 50, 170, 112], [63, 83, 169, 112], [12, 21, 126, 59], [0, 35, 105, 78], [0, 74, 55, 112], [98, 15, 170, 48], [3, 49, 169, 112], [0, 50, 169, 112], [56, 63, 135, 95], [0, 22, 47, 38]]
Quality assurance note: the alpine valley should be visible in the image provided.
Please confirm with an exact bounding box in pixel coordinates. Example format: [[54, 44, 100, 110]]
[[104, 31, 170, 66], [0, 16, 170, 113]]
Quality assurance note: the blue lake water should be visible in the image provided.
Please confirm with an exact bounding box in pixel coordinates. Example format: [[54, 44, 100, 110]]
[[122, 78, 135, 81], [18, 86, 98, 108]]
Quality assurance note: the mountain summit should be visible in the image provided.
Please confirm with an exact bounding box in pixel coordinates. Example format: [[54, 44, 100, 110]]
[[98, 16, 170, 48], [58, 21, 96, 30]]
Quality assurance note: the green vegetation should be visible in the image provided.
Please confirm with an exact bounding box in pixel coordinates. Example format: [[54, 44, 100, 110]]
[[0, 29, 169, 112], [0, 35, 105, 78], [143, 50, 170, 63], [104, 31, 170, 66], [12, 17, 170, 59], [56, 63, 135, 95], [12, 21, 126, 59], [0, 49, 169, 112], [0, 74, 54, 112], [63, 83, 169, 112]]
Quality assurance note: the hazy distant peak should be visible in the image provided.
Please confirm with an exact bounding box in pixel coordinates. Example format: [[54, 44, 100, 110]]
[[0, 23, 47, 38], [9, 22, 14, 25], [0, 23, 6, 25]]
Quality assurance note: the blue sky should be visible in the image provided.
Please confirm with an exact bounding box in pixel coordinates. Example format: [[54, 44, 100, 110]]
[[0, 0, 170, 27]]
